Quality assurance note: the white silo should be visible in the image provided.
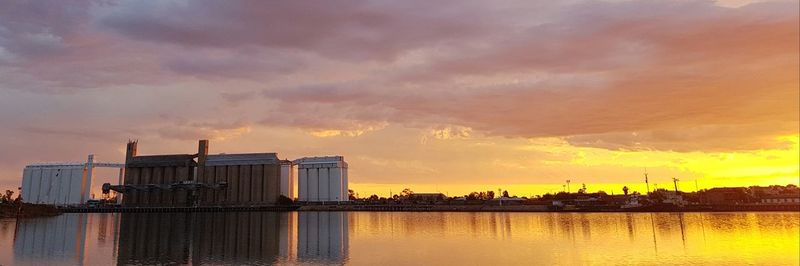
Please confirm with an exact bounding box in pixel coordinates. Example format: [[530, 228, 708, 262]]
[[295, 156, 348, 202]]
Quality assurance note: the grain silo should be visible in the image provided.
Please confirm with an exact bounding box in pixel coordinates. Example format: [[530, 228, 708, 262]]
[[296, 156, 348, 202], [199, 152, 281, 205], [21, 155, 123, 206]]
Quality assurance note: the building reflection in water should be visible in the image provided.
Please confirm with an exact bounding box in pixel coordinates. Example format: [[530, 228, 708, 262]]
[[116, 211, 348, 265], [13, 214, 88, 265], [11, 212, 349, 265], [297, 212, 349, 263]]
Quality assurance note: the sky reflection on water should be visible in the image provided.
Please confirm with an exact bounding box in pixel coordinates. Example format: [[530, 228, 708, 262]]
[[0, 212, 797, 265]]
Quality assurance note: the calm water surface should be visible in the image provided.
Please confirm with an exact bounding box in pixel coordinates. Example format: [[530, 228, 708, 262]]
[[0, 212, 798, 265]]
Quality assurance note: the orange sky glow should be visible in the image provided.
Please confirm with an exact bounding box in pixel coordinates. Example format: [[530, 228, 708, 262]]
[[0, 0, 797, 198]]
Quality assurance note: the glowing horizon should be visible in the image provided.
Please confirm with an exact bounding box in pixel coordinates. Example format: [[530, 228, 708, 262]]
[[0, 0, 798, 196]]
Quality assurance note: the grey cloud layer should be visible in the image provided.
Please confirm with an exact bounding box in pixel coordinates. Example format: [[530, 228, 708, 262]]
[[0, 0, 797, 155]]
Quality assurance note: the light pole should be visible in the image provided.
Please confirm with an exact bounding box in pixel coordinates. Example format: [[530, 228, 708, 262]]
[[566, 179, 571, 193], [672, 178, 680, 193]]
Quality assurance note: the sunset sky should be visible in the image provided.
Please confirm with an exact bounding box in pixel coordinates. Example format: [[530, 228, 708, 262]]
[[0, 0, 797, 197]]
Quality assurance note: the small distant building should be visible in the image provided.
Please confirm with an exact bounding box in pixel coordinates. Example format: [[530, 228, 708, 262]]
[[703, 187, 749, 205], [488, 196, 526, 205], [760, 195, 800, 204], [410, 193, 446, 202]]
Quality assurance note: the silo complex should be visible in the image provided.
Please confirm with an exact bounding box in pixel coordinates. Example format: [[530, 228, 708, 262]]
[[122, 140, 283, 207], [21, 139, 350, 207], [296, 156, 349, 202]]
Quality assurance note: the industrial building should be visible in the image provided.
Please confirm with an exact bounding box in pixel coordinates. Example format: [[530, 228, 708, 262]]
[[296, 156, 349, 202], [20, 139, 349, 207], [118, 140, 285, 207], [197, 152, 282, 206], [20, 155, 123, 206], [120, 140, 203, 207]]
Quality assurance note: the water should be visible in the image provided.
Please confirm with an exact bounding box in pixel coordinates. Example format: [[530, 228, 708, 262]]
[[0, 212, 798, 265]]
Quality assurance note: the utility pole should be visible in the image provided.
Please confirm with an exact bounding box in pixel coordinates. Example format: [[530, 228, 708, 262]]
[[695, 180, 699, 192], [672, 178, 680, 193], [644, 169, 650, 195]]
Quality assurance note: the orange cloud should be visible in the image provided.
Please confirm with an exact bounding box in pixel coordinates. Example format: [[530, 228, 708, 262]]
[[0, 0, 796, 192]]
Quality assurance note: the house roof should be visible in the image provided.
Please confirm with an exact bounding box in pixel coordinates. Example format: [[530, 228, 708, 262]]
[[491, 196, 526, 201], [412, 193, 446, 197]]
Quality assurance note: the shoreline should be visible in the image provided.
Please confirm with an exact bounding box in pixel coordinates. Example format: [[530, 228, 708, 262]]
[[0, 203, 62, 218], [49, 203, 800, 214]]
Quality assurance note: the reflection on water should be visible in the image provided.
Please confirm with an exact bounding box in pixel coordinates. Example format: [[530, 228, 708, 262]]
[[2, 212, 798, 265], [13, 214, 87, 265], [298, 212, 349, 263], [116, 212, 347, 265]]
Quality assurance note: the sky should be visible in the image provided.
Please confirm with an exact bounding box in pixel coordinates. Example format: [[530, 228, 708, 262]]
[[0, 0, 797, 198]]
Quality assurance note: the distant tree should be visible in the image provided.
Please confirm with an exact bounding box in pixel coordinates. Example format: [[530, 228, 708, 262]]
[[368, 194, 379, 201], [502, 190, 510, 198], [649, 189, 669, 203], [348, 189, 357, 200], [553, 191, 572, 200], [622, 186, 629, 196], [467, 192, 480, 200], [1, 190, 13, 203], [277, 195, 294, 205], [400, 188, 414, 198], [14, 187, 22, 203], [578, 184, 587, 194], [486, 191, 495, 200]]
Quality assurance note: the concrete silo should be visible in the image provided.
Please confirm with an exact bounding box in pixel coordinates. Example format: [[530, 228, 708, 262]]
[[296, 156, 348, 202]]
